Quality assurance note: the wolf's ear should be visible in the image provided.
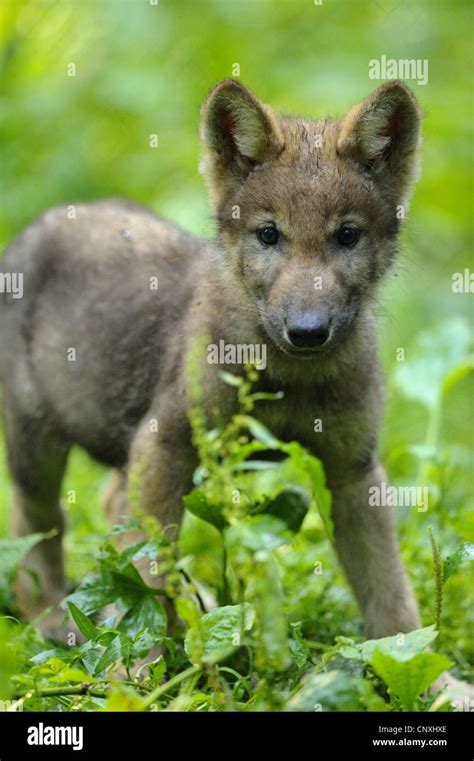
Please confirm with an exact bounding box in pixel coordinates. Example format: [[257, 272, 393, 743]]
[[200, 80, 284, 213], [337, 81, 422, 204]]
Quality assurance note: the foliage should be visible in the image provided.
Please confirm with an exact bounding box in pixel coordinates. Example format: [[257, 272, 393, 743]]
[[0, 338, 472, 711]]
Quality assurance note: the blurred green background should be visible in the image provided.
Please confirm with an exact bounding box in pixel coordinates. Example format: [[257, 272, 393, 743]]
[[0, 0, 472, 644]]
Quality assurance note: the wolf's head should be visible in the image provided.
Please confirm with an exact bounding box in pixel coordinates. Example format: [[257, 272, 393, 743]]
[[200, 79, 421, 359]]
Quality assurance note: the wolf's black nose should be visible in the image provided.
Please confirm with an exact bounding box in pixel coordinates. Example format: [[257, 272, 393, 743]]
[[287, 316, 330, 348]]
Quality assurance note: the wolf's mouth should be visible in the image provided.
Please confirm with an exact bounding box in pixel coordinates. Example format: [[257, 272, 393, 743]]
[[278, 342, 333, 359], [264, 328, 335, 359]]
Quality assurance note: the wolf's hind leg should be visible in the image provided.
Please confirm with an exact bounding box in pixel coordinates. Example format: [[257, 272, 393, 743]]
[[4, 388, 70, 636]]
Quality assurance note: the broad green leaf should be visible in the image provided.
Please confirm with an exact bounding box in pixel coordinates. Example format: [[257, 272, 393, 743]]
[[393, 318, 471, 410], [118, 595, 167, 640], [64, 572, 123, 614], [360, 625, 438, 663], [260, 488, 309, 532], [371, 651, 452, 711], [183, 487, 228, 531], [245, 456, 313, 531], [286, 669, 364, 712], [185, 603, 255, 665], [64, 566, 152, 615]]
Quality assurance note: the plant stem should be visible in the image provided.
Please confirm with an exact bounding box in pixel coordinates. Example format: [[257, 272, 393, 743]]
[[428, 526, 444, 634], [140, 665, 202, 711], [14, 683, 108, 700], [306, 641, 332, 651]]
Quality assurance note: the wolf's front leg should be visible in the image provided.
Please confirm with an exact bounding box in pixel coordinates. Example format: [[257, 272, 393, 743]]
[[331, 463, 420, 638], [102, 409, 197, 639], [127, 409, 196, 531]]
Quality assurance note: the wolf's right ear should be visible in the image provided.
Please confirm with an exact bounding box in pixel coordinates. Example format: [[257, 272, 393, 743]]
[[200, 80, 284, 214], [337, 81, 422, 206]]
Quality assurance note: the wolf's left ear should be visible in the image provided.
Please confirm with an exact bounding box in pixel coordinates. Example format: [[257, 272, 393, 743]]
[[337, 81, 422, 204], [200, 79, 284, 213]]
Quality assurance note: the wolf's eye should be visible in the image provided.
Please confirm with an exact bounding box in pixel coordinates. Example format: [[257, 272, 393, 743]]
[[257, 226, 279, 246], [337, 226, 360, 247]]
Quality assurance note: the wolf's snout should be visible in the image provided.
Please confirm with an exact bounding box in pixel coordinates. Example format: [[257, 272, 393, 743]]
[[286, 313, 330, 349]]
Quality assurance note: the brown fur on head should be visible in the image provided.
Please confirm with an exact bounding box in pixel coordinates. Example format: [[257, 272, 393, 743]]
[[200, 79, 422, 360]]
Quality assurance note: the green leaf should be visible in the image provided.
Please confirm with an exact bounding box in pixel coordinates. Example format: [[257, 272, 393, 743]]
[[285, 442, 333, 540], [237, 415, 280, 448], [443, 542, 474, 582], [67, 602, 99, 641], [185, 603, 255, 665], [64, 566, 152, 615], [0, 531, 56, 576], [371, 651, 452, 711], [49, 666, 99, 685], [442, 360, 473, 397], [104, 684, 145, 711], [225, 515, 289, 555], [116, 540, 161, 568], [118, 595, 167, 640], [260, 488, 309, 532], [286, 670, 365, 712], [94, 634, 130, 676], [248, 391, 284, 402], [183, 487, 228, 531], [360, 625, 438, 663], [64, 572, 122, 614], [289, 623, 310, 668], [218, 370, 243, 387], [393, 318, 471, 410]]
